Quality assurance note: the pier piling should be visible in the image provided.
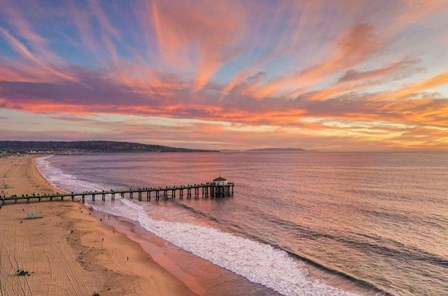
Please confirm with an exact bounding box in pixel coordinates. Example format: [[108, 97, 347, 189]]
[[0, 180, 234, 206]]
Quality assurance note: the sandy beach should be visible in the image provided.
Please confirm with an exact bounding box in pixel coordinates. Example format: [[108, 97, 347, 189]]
[[0, 155, 195, 296]]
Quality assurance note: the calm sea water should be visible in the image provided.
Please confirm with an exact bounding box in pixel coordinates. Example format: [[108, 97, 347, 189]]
[[37, 152, 448, 295]]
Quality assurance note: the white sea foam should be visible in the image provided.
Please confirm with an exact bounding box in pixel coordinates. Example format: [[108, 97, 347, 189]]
[[110, 199, 359, 296], [36, 156, 103, 192], [36, 156, 359, 296]]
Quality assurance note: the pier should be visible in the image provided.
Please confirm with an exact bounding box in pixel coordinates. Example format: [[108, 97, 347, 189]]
[[1, 177, 234, 206]]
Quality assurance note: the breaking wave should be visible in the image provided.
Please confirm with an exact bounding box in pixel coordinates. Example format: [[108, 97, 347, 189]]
[[36, 156, 359, 296]]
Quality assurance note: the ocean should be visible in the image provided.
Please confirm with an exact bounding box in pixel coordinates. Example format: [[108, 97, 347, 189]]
[[36, 152, 448, 296]]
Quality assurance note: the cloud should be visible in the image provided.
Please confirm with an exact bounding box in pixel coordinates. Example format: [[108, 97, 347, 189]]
[[370, 70, 448, 102], [338, 57, 418, 82], [1, 62, 447, 132], [303, 57, 421, 101], [0, 1, 64, 64], [252, 24, 383, 98], [151, 0, 246, 91], [0, 28, 77, 82], [1, 0, 448, 150]]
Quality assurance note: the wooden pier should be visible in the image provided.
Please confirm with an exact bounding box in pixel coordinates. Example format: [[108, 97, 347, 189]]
[[1, 181, 234, 206]]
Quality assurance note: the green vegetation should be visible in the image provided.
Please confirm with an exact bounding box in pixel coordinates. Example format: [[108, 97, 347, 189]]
[[2, 183, 11, 189]]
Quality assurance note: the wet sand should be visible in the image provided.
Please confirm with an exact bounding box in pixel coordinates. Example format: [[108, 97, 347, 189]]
[[0, 155, 195, 296], [94, 212, 282, 296]]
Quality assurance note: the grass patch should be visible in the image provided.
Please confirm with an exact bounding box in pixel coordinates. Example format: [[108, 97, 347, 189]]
[[2, 183, 11, 189]]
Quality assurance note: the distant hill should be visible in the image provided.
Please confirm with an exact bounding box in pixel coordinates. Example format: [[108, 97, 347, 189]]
[[0, 141, 218, 154], [246, 148, 309, 152]]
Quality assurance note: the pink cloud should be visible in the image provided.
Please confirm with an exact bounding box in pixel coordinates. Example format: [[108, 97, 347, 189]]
[[1, 0, 448, 150]]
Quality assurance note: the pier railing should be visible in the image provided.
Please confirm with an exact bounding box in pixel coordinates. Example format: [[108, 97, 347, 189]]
[[1, 182, 234, 206]]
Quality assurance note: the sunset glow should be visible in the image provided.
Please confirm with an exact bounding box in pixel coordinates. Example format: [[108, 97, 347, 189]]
[[1, 0, 448, 150]]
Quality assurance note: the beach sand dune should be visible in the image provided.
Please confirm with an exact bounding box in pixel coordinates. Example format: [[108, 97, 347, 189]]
[[0, 156, 195, 296]]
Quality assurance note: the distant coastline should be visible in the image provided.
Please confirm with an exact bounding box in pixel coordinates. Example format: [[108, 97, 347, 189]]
[[0, 141, 317, 156], [0, 140, 219, 155]]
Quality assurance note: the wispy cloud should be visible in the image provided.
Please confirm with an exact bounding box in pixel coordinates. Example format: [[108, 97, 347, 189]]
[[0, 0, 448, 150], [150, 0, 246, 91]]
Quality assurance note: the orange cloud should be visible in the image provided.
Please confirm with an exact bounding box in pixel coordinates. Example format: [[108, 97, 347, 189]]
[[1, 0, 448, 151], [372, 71, 448, 102], [306, 58, 418, 101], [254, 24, 382, 98], [151, 0, 245, 91]]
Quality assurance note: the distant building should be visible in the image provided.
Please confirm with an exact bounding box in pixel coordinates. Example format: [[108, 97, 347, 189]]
[[212, 176, 228, 186]]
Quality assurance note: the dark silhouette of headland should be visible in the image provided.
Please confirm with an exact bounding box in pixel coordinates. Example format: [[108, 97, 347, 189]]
[[0, 140, 218, 154]]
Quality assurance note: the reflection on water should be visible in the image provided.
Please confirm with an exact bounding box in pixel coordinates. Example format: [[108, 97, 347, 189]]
[[41, 152, 448, 295]]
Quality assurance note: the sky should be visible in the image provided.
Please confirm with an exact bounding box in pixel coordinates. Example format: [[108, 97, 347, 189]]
[[1, 0, 448, 151]]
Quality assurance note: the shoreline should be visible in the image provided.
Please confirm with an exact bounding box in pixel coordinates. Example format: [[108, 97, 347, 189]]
[[1, 154, 383, 296], [34, 155, 284, 296], [7, 155, 281, 296], [91, 210, 286, 296], [0, 155, 195, 296]]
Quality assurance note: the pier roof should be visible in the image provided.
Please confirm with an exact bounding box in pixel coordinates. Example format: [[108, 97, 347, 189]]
[[213, 176, 227, 181]]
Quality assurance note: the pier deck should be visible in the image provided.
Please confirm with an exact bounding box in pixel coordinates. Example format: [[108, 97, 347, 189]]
[[1, 182, 234, 206]]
